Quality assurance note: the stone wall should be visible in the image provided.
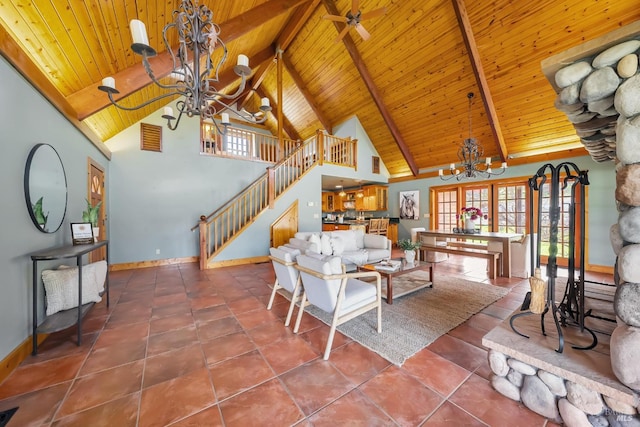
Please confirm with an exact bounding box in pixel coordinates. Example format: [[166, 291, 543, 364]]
[[553, 38, 640, 393], [489, 349, 639, 426]]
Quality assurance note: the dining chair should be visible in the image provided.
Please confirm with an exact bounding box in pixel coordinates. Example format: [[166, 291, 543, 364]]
[[293, 253, 382, 360], [378, 218, 389, 236], [267, 246, 303, 327], [368, 218, 381, 234]]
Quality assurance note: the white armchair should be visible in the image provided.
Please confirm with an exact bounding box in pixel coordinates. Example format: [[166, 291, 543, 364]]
[[486, 234, 536, 278], [293, 254, 382, 360], [511, 234, 536, 278], [267, 246, 304, 327]]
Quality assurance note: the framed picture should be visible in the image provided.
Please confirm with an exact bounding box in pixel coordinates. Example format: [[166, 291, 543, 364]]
[[372, 156, 380, 174], [70, 222, 94, 245], [399, 191, 420, 220]]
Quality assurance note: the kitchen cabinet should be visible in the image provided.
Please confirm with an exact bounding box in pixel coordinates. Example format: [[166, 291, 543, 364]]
[[322, 192, 335, 212], [322, 223, 351, 231], [354, 185, 388, 211], [387, 223, 398, 246]]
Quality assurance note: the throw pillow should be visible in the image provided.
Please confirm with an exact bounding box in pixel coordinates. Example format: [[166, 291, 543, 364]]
[[330, 236, 345, 256], [353, 228, 365, 249], [320, 233, 333, 255], [42, 266, 102, 316], [308, 233, 321, 253]]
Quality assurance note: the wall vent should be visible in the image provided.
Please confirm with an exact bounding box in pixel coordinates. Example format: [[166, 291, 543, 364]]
[[140, 123, 162, 152]]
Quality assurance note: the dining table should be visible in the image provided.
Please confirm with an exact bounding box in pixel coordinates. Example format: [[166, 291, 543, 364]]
[[417, 230, 524, 278]]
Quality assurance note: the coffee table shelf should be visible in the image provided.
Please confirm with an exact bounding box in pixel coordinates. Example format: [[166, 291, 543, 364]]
[[359, 259, 434, 304]]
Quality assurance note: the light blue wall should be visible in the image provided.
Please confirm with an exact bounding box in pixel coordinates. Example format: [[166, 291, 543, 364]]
[[106, 103, 271, 264], [106, 113, 387, 262], [0, 56, 109, 361], [387, 157, 617, 267]]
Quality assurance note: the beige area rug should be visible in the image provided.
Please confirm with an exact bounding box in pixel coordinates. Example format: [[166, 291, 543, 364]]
[[305, 271, 510, 366]]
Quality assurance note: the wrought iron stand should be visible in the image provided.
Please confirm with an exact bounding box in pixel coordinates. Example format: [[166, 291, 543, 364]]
[[509, 162, 596, 353]]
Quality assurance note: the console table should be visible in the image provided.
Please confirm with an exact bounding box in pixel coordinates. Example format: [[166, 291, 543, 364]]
[[30, 241, 109, 355]]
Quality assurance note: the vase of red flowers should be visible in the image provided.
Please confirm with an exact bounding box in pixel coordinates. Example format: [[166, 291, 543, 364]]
[[460, 207, 487, 233]]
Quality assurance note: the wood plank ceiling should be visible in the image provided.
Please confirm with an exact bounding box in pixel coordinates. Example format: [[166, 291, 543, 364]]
[[0, 0, 638, 177]]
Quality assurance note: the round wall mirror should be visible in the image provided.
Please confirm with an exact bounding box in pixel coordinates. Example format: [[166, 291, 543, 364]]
[[24, 144, 68, 233]]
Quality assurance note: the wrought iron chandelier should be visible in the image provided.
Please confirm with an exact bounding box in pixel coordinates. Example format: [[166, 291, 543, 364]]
[[98, 0, 271, 133], [439, 92, 506, 181]]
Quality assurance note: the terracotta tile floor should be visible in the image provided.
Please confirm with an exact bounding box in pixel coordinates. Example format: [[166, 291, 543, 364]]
[[0, 253, 612, 426]]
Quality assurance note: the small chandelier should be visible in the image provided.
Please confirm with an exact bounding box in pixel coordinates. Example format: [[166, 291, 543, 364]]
[[439, 92, 506, 181], [98, 0, 271, 133]]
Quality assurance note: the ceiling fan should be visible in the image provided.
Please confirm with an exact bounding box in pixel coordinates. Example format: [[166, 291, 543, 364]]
[[323, 0, 387, 43]]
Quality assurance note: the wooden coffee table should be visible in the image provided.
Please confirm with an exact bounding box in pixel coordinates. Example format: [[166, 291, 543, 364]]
[[359, 259, 434, 304]]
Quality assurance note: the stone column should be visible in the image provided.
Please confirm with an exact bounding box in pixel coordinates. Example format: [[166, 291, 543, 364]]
[[553, 39, 640, 392]]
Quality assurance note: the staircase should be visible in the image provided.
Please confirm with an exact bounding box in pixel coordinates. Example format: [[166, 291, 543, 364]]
[[194, 130, 358, 269]]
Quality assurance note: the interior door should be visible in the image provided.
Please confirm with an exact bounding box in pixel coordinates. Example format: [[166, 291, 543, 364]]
[[88, 159, 106, 263]]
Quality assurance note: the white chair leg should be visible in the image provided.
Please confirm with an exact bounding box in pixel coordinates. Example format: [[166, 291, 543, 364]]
[[266, 279, 280, 310], [293, 292, 307, 333], [324, 324, 338, 360], [377, 302, 382, 333], [284, 277, 302, 327]]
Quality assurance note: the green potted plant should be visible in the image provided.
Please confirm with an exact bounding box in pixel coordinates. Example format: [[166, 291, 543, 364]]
[[32, 196, 49, 231], [397, 239, 421, 263], [82, 199, 102, 242]]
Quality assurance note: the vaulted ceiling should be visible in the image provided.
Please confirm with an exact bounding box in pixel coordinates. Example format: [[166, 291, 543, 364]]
[[1, 1, 638, 178]]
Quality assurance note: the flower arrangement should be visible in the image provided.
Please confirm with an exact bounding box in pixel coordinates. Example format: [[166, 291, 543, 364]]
[[460, 207, 488, 221]]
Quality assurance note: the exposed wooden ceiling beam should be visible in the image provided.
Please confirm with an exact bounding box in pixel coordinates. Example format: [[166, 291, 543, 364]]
[[276, 0, 322, 52], [222, 0, 308, 42], [255, 86, 302, 141], [321, 0, 418, 176], [67, 0, 306, 120], [0, 24, 110, 158], [237, 1, 319, 114], [452, 0, 508, 162], [282, 54, 332, 133]]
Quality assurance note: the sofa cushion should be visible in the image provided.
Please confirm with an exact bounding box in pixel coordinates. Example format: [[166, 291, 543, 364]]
[[330, 230, 358, 251], [354, 228, 365, 249], [330, 236, 345, 256], [320, 233, 333, 255], [339, 278, 377, 315], [364, 234, 388, 249]]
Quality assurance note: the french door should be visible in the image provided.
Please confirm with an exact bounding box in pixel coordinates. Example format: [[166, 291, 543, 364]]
[[431, 177, 585, 267]]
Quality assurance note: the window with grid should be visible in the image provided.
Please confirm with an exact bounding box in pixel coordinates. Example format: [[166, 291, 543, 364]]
[[495, 183, 527, 234], [225, 127, 252, 157], [436, 189, 458, 231], [463, 186, 490, 232]]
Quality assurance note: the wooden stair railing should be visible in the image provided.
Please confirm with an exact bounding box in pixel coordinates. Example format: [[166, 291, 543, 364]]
[[194, 131, 358, 269]]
